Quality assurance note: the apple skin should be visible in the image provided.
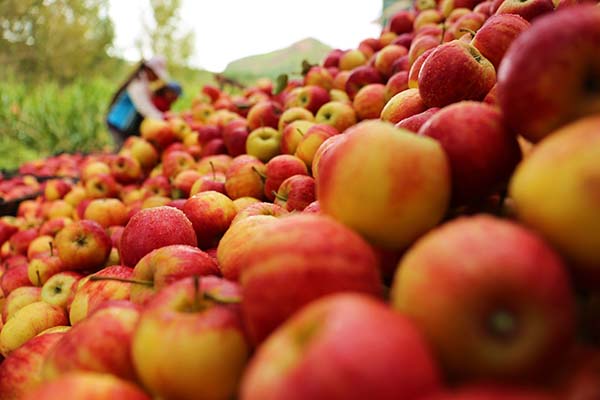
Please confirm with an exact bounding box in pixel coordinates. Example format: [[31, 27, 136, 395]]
[[41, 271, 82, 309], [239, 214, 382, 345], [263, 155, 308, 201], [0, 301, 68, 356], [375, 44, 409, 79], [246, 100, 283, 131], [224, 155, 267, 200], [407, 33, 440, 67], [182, 191, 237, 249], [42, 300, 141, 382], [140, 117, 176, 150], [352, 83, 387, 121], [68, 265, 134, 325], [294, 124, 338, 169], [54, 219, 111, 272], [119, 206, 197, 268], [22, 371, 151, 400], [420, 383, 557, 400], [388, 10, 416, 34], [418, 40, 496, 108], [0, 331, 65, 400], [317, 120, 450, 250], [273, 175, 316, 212], [471, 13, 530, 70], [385, 70, 409, 100], [172, 169, 203, 198], [508, 115, 600, 289], [240, 293, 441, 400], [304, 66, 335, 90], [0, 262, 30, 296], [246, 127, 283, 162], [344, 66, 383, 100], [278, 107, 315, 133], [285, 85, 331, 114], [109, 154, 143, 185], [84, 173, 120, 199], [161, 150, 195, 180], [495, 0, 555, 21], [2, 285, 41, 322], [83, 198, 129, 228], [395, 107, 440, 133], [280, 119, 315, 155], [315, 101, 357, 133], [391, 215, 576, 382], [131, 276, 249, 400], [130, 244, 220, 305], [381, 88, 428, 124], [230, 202, 289, 225], [190, 171, 226, 196], [339, 49, 368, 71], [418, 101, 522, 206], [120, 136, 159, 171], [497, 4, 600, 143], [27, 255, 65, 286], [9, 227, 39, 256], [26, 234, 54, 260], [322, 48, 344, 68], [222, 119, 250, 157]]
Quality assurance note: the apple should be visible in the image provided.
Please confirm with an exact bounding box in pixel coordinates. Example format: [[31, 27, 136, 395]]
[[495, 0, 555, 21], [278, 107, 315, 133], [395, 107, 441, 132], [140, 175, 171, 198], [263, 154, 308, 201], [120, 136, 159, 171], [388, 9, 416, 34], [69, 265, 134, 325], [0, 331, 65, 400], [109, 154, 143, 184], [44, 200, 74, 220], [418, 40, 496, 108], [27, 255, 65, 286], [497, 4, 600, 143], [338, 49, 368, 71], [322, 48, 344, 68], [246, 127, 282, 162], [224, 155, 267, 200], [119, 206, 197, 268], [239, 214, 382, 345], [217, 215, 280, 281], [83, 198, 129, 228], [200, 138, 227, 157], [53, 219, 111, 273], [246, 100, 283, 131], [182, 191, 237, 249], [9, 227, 39, 256], [385, 70, 409, 100], [26, 234, 54, 260], [508, 115, 600, 289], [196, 154, 233, 175], [285, 85, 331, 114], [84, 173, 119, 199], [391, 215, 576, 381], [332, 69, 351, 91], [273, 175, 316, 212], [381, 88, 428, 124], [44, 179, 72, 201], [418, 101, 522, 206], [304, 65, 334, 90], [171, 169, 202, 198], [352, 83, 387, 121], [294, 124, 339, 169], [131, 276, 249, 400], [41, 271, 83, 308], [22, 371, 151, 400], [140, 117, 176, 150], [280, 119, 315, 155], [344, 66, 383, 100], [311, 133, 350, 182], [375, 44, 409, 79], [39, 216, 72, 237], [0, 262, 30, 295], [0, 220, 18, 248], [0, 301, 67, 356], [240, 293, 441, 400], [317, 120, 450, 250], [140, 195, 171, 210], [42, 300, 141, 382], [407, 32, 441, 67], [195, 124, 221, 145], [231, 202, 289, 225], [161, 150, 195, 180], [222, 119, 250, 157], [232, 196, 261, 213], [471, 13, 530, 70], [2, 285, 41, 322], [315, 101, 357, 133]]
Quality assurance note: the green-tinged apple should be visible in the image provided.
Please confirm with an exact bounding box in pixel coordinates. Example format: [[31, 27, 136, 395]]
[[273, 175, 316, 212], [391, 215, 576, 381], [69, 265, 134, 325], [41, 271, 83, 308], [246, 100, 283, 131], [120, 136, 159, 171], [338, 49, 368, 71], [418, 101, 522, 206], [471, 13, 530, 70], [240, 293, 441, 400], [22, 371, 151, 400], [509, 115, 600, 289], [217, 215, 280, 281], [131, 276, 249, 400], [140, 117, 176, 150], [317, 120, 450, 250], [43, 300, 141, 382], [239, 214, 382, 345], [0, 331, 65, 400], [497, 4, 600, 143], [246, 127, 282, 162], [2, 286, 41, 322], [83, 198, 129, 228], [28, 255, 64, 286], [26, 234, 54, 260], [418, 40, 496, 108], [0, 301, 67, 356], [182, 191, 237, 249], [381, 88, 428, 124], [294, 124, 338, 169], [54, 219, 111, 272], [353, 83, 387, 120], [280, 119, 315, 155], [119, 206, 197, 268], [263, 155, 308, 201], [224, 155, 267, 200], [315, 101, 357, 133], [277, 107, 315, 133], [285, 85, 331, 114]]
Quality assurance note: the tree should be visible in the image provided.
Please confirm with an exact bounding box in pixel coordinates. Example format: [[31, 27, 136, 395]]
[[137, 0, 195, 69], [0, 0, 115, 82]]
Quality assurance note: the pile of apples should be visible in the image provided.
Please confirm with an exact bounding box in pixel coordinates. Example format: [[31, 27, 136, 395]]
[[1, 1, 600, 399]]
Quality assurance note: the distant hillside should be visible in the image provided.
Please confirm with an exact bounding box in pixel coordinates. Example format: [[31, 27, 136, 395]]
[[223, 37, 332, 83]]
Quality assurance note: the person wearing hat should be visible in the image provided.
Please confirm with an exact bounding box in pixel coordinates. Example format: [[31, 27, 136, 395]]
[[105, 55, 171, 151], [152, 81, 183, 113]]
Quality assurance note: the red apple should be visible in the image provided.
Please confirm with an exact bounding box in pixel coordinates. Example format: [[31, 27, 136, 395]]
[[381, 88, 428, 124], [246, 100, 283, 131], [353, 83, 387, 121], [109, 154, 143, 184], [263, 155, 308, 201], [273, 175, 316, 212], [472, 13, 530, 70], [344, 66, 383, 100], [222, 119, 250, 157], [182, 191, 237, 249], [231, 202, 289, 225], [395, 107, 441, 132], [285, 85, 331, 114], [303, 66, 334, 90], [161, 150, 195, 180], [314, 101, 357, 133], [385, 70, 410, 100], [280, 119, 315, 155], [294, 124, 339, 169], [224, 155, 266, 200], [55, 220, 111, 272], [495, 0, 555, 21]]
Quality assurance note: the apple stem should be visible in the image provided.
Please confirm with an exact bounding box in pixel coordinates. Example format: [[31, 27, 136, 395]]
[[88, 275, 153, 286], [193, 274, 201, 310], [252, 166, 267, 182], [440, 22, 446, 45], [296, 128, 306, 137], [272, 190, 288, 202], [209, 161, 216, 180], [49, 242, 54, 257], [36, 269, 42, 287], [203, 291, 241, 304], [459, 28, 477, 38]]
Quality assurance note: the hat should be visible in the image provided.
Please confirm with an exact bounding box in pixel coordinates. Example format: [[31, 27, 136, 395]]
[[166, 81, 183, 96], [144, 55, 170, 82]]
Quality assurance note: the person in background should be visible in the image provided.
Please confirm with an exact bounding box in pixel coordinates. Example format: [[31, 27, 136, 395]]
[[105, 55, 170, 151], [152, 81, 183, 113]]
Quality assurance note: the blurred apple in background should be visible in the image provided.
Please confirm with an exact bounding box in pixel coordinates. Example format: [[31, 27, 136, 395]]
[[280, 119, 315, 155], [353, 83, 387, 121], [380, 88, 427, 124], [314, 101, 357, 133], [246, 100, 283, 131]]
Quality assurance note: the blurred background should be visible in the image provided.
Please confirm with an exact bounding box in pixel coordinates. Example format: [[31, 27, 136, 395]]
[[0, 0, 407, 170]]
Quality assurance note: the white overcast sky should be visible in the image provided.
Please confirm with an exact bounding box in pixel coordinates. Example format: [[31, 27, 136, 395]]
[[107, 0, 383, 72]]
